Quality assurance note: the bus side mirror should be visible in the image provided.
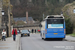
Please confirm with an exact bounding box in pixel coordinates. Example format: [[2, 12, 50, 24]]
[[39, 24, 42, 27]]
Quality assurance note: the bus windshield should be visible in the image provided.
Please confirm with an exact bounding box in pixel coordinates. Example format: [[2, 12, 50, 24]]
[[47, 19, 64, 28]]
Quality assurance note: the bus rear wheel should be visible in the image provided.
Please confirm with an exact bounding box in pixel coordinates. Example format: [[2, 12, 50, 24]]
[[60, 38, 64, 41], [42, 38, 44, 39], [44, 38, 47, 40]]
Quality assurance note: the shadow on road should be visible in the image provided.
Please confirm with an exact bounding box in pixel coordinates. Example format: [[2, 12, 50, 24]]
[[21, 36, 30, 37], [44, 38, 67, 41]]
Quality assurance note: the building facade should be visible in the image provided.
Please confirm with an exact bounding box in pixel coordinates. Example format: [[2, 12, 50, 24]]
[[13, 17, 35, 24]]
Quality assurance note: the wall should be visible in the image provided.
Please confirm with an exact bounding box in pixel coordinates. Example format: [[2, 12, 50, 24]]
[[16, 26, 40, 33], [0, 0, 2, 28], [0, 0, 2, 39]]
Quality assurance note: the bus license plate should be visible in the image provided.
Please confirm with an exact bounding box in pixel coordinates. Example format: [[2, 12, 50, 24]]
[[54, 33, 58, 34], [25, 34, 27, 35]]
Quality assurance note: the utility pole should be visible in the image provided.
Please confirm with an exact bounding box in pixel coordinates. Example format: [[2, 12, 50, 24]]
[[26, 11, 28, 24], [43, 13, 44, 20], [8, 0, 11, 36], [45, 0, 48, 6]]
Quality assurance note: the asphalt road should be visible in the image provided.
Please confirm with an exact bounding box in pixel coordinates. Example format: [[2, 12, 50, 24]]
[[21, 33, 75, 50]]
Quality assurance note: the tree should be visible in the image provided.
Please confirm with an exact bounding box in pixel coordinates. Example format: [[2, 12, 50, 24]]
[[65, 18, 73, 34], [62, 1, 75, 33], [3, 0, 13, 15], [10, 0, 75, 21]]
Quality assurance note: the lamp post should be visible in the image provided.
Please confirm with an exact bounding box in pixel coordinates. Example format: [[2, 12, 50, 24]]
[[1, 10, 9, 37], [1, 10, 4, 15], [1, 10, 4, 26]]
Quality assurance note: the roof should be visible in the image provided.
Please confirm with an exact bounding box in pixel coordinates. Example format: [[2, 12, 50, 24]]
[[13, 17, 34, 22], [45, 15, 64, 19]]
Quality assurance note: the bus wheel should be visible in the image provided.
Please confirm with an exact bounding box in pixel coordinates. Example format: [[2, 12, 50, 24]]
[[60, 38, 63, 41], [44, 38, 46, 40], [42, 38, 44, 39]]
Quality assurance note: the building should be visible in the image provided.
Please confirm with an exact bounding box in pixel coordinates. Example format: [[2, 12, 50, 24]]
[[13, 17, 35, 24]]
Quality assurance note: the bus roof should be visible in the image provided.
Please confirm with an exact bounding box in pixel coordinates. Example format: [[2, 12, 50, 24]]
[[45, 15, 64, 19]]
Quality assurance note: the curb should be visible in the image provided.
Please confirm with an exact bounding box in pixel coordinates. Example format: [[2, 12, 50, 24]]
[[17, 34, 21, 50], [65, 39, 75, 42], [65, 36, 75, 42], [17, 35, 19, 50], [19, 35, 21, 50]]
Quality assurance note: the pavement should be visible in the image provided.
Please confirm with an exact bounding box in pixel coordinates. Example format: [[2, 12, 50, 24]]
[[0, 34, 2, 39], [0, 33, 75, 50], [65, 35, 75, 42], [0, 34, 20, 50]]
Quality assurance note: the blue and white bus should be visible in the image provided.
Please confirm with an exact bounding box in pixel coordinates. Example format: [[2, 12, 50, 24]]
[[40, 15, 66, 40]]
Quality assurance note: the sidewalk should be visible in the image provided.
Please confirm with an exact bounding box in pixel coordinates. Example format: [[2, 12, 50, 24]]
[[65, 35, 75, 42], [0, 34, 20, 50]]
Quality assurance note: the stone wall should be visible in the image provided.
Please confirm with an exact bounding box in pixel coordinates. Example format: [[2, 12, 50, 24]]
[[0, 0, 2, 28], [0, 0, 2, 39], [0, 28, 3, 39], [0, 29, 2, 39], [16, 26, 40, 33]]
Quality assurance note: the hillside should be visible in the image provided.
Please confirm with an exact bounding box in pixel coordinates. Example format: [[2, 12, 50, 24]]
[[10, 0, 75, 21]]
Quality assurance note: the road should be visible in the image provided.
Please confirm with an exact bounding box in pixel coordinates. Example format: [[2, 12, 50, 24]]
[[21, 34, 75, 50]]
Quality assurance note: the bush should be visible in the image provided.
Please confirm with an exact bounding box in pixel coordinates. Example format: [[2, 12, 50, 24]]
[[65, 18, 73, 34]]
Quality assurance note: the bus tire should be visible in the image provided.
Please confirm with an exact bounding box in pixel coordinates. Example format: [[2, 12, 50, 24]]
[[44, 38, 46, 40], [60, 38, 63, 41], [42, 38, 44, 39]]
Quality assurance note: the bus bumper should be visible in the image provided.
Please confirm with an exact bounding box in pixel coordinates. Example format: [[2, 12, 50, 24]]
[[45, 35, 65, 38]]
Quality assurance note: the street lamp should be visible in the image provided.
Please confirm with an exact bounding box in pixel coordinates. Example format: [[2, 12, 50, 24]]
[[1, 10, 4, 15], [1, 10, 9, 37], [1, 10, 5, 26]]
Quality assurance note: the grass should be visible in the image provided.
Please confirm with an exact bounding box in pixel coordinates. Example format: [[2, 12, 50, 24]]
[[67, 33, 75, 37]]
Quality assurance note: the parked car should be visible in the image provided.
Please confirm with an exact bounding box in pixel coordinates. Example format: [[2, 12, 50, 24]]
[[21, 30, 30, 37]]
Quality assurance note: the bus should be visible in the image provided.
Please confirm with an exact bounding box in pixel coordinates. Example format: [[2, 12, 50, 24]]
[[40, 15, 66, 40]]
